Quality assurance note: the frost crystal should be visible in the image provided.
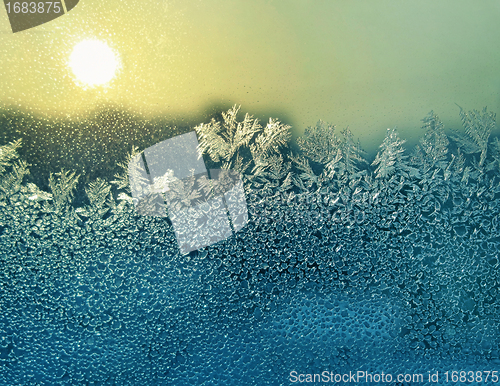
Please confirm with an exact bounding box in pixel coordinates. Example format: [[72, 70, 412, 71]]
[[111, 145, 142, 193], [372, 127, 408, 179], [297, 120, 339, 165], [411, 111, 449, 172], [0, 160, 29, 199], [196, 106, 293, 193], [80, 178, 112, 220], [486, 137, 500, 174], [0, 139, 22, 175], [295, 122, 366, 194], [195, 105, 260, 169], [44, 169, 79, 214], [325, 128, 367, 179], [450, 106, 495, 168]]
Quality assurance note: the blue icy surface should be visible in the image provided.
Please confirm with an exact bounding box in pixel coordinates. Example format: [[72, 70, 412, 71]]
[[1, 107, 500, 385]]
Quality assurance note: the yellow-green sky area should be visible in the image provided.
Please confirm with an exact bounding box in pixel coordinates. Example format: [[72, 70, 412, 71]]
[[1, 0, 500, 154]]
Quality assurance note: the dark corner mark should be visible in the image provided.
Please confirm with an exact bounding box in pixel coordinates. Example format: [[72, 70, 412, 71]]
[[3, 0, 79, 33]]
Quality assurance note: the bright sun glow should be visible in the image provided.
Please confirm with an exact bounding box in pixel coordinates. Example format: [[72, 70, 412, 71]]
[[69, 40, 121, 87]]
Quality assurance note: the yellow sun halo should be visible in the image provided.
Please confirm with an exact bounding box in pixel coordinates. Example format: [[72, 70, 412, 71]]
[[69, 40, 121, 87]]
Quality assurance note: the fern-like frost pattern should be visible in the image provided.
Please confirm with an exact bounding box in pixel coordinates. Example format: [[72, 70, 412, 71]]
[[1, 106, 500, 385]]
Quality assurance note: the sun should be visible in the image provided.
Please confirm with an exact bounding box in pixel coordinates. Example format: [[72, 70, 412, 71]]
[[69, 40, 121, 87]]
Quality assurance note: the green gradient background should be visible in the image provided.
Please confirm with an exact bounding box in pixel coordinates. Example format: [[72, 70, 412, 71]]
[[1, 0, 499, 155]]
